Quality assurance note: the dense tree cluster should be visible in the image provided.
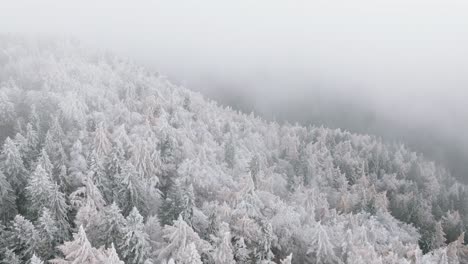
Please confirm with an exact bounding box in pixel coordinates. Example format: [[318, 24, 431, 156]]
[[1, 37, 468, 263]]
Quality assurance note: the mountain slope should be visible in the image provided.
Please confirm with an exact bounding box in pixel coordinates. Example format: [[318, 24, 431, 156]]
[[0, 36, 468, 263]]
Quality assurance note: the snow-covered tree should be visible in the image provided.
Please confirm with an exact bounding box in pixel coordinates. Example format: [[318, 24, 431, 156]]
[[211, 222, 235, 264], [95, 202, 127, 248], [306, 222, 340, 264], [1, 137, 27, 192], [6, 215, 39, 260], [0, 170, 17, 222], [50, 225, 106, 264], [116, 161, 147, 216], [224, 138, 236, 169], [157, 215, 211, 263], [131, 138, 159, 182], [29, 254, 44, 264], [93, 122, 112, 156], [234, 237, 250, 264], [26, 164, 54, 218], [120, 207, 151, 264], [24, 123, 39, 165], [36, 208, 60, 259], [37, 149, 53, 176], [68, 139, 88, 188], [1, 249, 21, 264], [43, 117, 67, 180], [159, 179, 194, 226], [280, 253, 293, 264], [48, 183, 70, 241], [104, 243, 125, 264], [178, 242, 203, 264], [59, 92, 88, 127]]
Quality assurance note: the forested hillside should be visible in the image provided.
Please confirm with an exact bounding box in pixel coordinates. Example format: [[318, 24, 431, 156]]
[[1, 37, 468, 263]]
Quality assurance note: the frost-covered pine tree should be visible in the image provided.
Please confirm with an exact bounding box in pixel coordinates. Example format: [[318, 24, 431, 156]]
[[97, 202, 127, 248], [24, 123, 39, 166], [68, 139, 88, 188], [29, 254, 44, 264], [43, 117, 67, 179], [234, 237, 250, 264], [48, 182, 70, 241], [26, 164, 54, 218], [6, 215, 39, 261], [1, 249, 21, 264], [159, 179, 194, 226], [307, 222, 340, 264], [104, 243, 125, 264], [93, 122, 112, 156], [116, 161, 146, 216], [0, 170, 17, 222], [37, 149, 53, 176], [88, 149, 111, 202], [224, 137, 236, 169], [179, 242, 203, 264], [280, 253, 293, 264], [211, 223, 235, 264], [13, 133, 28, 163], [249, 155, 260, 188], [51, 225, 105, 264], [1, 137, 27, 192], [432, 221, 447, 250], [36, 208, 59, 258], [0, 90, 16, 136], [59, 91, 88, 127], [157, 215, 211, 263], [131, 138, 158, 182], [120, 207, 151, 264]]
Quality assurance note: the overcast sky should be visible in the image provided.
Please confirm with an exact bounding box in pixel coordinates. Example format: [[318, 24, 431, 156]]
[[2, 0, 468, 179]]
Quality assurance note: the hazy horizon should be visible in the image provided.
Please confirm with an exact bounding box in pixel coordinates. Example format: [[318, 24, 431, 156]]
[[2, 0, 468, 180]]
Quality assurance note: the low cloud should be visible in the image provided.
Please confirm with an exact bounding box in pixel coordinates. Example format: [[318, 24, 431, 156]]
[[2, 0, 468, 180]]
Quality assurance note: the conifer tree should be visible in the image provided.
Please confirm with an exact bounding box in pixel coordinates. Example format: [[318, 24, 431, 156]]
[[37, 149, 53, 176], [93, 122, 112, 156], [26, 164, 54, 219], [280, 253, 293, 264], [159, 179, 194, 226], [157, 215, 211, 263], [224, 138, 236, 169], [1, 249, 21, 264], [51, 225, 106, 264], [179, 242, 203, 264], [68, 139, 88, 189], [307, 222, 340, 264], [249, 155, 260, 188], [1, 137, 27, 192], [131, 138, 158, 182], [211, 222, 235, 264], [44, 118, 67, 181], [98, 202, 127, 248], [0, 170, 17, 222], [234, 237, 250, 264], [24, 123, 39, 167], [120, 207, 151, 264], [48, 183, 70, 241], [7, 215, 39, 261], [116, 161, 146, 216], [36, 208, 60, 259], [29, 254, 44, 264], [88, 150, 112, 202], [13, 132, 28, 163], [104, 243, 125, 264]]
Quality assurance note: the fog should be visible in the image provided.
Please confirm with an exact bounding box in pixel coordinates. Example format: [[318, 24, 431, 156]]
[[2, 0, 468, 180]]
